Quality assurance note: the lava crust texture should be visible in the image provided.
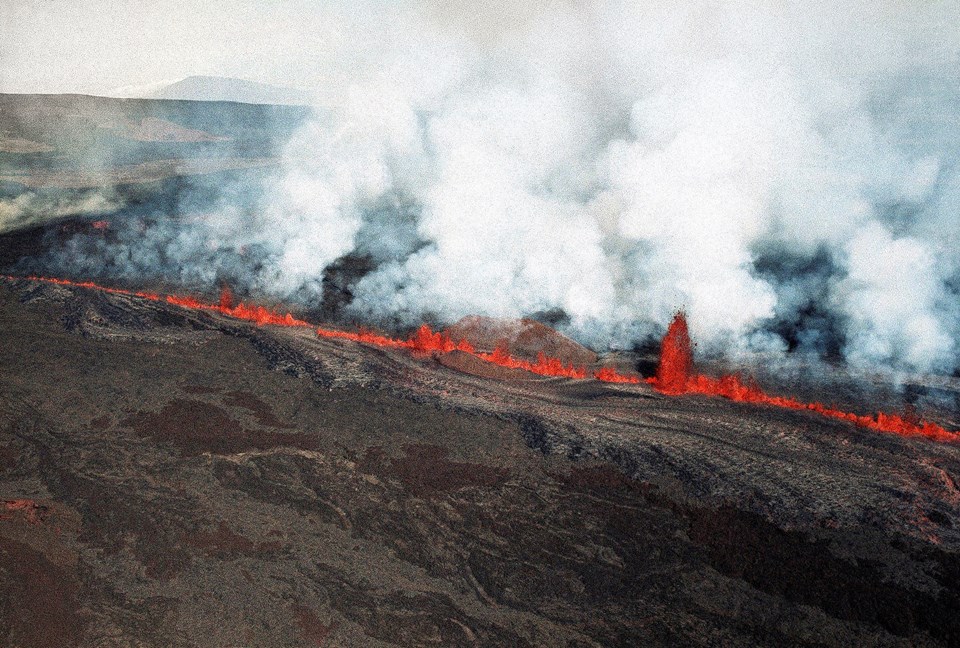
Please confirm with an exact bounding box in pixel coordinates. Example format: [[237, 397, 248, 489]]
[[1, 278, 959, 647]]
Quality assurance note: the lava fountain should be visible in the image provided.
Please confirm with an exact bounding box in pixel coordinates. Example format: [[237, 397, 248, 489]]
[[2, 275, 955, 443], [654, 311, 693, 393], [650, 312, 958, 443]]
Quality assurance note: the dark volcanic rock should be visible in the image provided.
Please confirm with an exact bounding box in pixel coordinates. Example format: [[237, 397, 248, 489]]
[[436, 349, 544, 381], [1, 277, 959, 647], [122, 398, 320, 457], [446, 315, 598, 366], [358, 444, 510, 498], [0, 535, 87, 648]]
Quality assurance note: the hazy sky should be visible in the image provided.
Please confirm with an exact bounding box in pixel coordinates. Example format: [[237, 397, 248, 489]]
[[1, 0, 341, 95], [0, 0, 569, 98], [3, 0, 958, 99]]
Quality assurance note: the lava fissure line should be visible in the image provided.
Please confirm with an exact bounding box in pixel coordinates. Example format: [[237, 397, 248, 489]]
[[4, 275, 956, 443], [649, 312, 958, 443]]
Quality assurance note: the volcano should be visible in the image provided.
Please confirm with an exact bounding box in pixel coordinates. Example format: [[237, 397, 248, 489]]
[[1, 275, 959, 646]]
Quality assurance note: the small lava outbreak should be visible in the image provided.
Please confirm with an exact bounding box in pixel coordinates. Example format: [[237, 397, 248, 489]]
[[4, 275, 956, 443]]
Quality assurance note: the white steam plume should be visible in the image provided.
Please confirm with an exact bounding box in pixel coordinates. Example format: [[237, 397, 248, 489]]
[[45, 0, 960, 375]]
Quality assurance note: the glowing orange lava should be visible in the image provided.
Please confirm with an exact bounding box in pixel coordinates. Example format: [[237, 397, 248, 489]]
[[654, 312, 693, 393], [3, 274, 955, 443], [594, 367, 643, 384], [219, 285, 234, 310], [650, 312, 959, 443], [318, 324, 591, 378], [5, 275, 311, 328]]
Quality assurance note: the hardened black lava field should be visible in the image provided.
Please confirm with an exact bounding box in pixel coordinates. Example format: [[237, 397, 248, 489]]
[[1, 276, 959, 647]]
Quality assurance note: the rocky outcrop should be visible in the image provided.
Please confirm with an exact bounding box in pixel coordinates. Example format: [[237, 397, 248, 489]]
[[445, 315, 597, 367]]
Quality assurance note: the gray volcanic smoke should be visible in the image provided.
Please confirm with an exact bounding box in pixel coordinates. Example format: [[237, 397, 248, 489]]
[[40, 0, 960, 375]]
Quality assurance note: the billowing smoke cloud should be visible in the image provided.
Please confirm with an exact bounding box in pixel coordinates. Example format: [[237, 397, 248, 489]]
[[38, 0, 960, 375]]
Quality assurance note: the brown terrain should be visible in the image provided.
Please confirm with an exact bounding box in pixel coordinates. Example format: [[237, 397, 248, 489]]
[[0, 93, 306, 187], [446, 316, 598, 366], [0, 92, 308, 237], [1, 276, 959, 647]]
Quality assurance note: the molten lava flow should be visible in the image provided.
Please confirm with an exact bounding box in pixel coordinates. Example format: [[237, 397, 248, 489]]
[[3, 274, 955, 443], [0, 275, 652, 384], [593, 367, 643, 384], [316, 326, 409, 348], [5, 275, 312, 328], [164, 289, 311, 327], [407, 324, 475, 354], [318, 324, 588, 378], [318, 323, 597, 378], [655, 311, 693, 393], [316, 323, 474, 352], [219, 285, 234, 310], [651, 312, 959, 443], [472, 342, 588, 379]]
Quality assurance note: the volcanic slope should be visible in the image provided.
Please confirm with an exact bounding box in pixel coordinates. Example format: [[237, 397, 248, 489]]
[[1, 277, 959, 647]]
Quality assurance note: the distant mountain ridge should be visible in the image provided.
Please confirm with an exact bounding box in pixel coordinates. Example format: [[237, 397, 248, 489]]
[[120, 76, 311, 106]]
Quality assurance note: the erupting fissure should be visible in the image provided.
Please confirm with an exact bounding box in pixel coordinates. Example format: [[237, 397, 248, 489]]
[[3, 275, 956, 443], [11, 276, 313, 327], [317, 324, 593, 379], [649, 312, 959, 443]]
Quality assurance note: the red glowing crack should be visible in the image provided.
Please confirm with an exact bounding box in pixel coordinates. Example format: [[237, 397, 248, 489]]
[[649, 312, 958, 443], [3, 274, 955, 443]]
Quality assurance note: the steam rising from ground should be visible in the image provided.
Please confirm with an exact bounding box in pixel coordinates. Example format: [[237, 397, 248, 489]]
[[43, 1, 960, 375], [1, 190, 121, 234]]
